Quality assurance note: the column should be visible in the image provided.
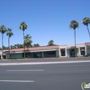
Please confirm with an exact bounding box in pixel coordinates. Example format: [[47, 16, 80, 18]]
[[85, 46, 87, 56], [42, 52, 44, 58], [78, 47, 81, 56], [59, 46, 61, 57], [1, 55, 3, 59], [6, 53, 7, 59], [65, 48, 67, 57], [68, 49, 70, 57], [5, 52, 10, 59]]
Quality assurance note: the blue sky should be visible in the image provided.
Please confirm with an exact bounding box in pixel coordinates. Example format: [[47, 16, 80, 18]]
[[0, 0, 90, 47]]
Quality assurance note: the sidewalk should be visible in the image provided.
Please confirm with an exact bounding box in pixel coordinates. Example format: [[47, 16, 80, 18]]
[[2, 57, 90, 61], [0, 59, 90, 66]]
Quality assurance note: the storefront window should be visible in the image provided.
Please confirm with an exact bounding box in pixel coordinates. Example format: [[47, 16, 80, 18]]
[[61, 49, 65, 56], [80, 48, 85, 55], [44, 51, 56, 57]]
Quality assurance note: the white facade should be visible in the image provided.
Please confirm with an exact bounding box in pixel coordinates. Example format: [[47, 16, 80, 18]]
[[58, 43, 87, 57], [0, 50, 9, 59], [0, 43, 90, 59]]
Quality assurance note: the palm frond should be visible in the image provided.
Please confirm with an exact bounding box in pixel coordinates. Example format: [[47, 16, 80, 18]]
[[19, 22, 28, 31], [82, 17, 90, 26], [69, 20, 79, 30], [6, 28, 13, 37], [0, 25, 7, 34]]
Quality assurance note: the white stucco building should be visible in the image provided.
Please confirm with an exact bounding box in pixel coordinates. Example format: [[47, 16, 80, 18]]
[[0, 42, 90, 59]]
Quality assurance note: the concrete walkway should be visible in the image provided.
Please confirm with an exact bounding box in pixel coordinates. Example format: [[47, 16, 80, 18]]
[[1, 57, 90, 61]]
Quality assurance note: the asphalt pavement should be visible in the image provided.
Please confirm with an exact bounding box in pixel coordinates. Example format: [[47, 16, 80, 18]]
[[0, 60, 90, 90]]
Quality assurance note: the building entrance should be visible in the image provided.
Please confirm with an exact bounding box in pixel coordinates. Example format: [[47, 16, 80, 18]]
[[70, 49, 75, 57]]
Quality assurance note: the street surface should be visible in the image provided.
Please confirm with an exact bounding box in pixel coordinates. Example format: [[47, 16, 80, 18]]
[[0, 59, 90, 90]]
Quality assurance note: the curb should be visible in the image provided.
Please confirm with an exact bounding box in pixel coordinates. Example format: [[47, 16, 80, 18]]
[[1, 57, 90, 61]]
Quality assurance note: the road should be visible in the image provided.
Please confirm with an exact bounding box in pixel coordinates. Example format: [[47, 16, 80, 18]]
[[0, 60, 90, 90]]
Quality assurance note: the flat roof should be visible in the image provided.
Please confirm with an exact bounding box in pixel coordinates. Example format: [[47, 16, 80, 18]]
[[0, 42, 90, 53], [9, 45, 59, 52]]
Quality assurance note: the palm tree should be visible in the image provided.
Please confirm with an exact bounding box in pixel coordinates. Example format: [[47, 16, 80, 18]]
[[6, 28, 13, 58], [0, 25, 7, 59], [24, 34, 32, 58], [24, 34, 31, 40], [24, 34, 32, 50], [82, 17, 90, 38], [19, 22, 28, 58], [69, 20, 79, 57], [48, 40, 54, 46]]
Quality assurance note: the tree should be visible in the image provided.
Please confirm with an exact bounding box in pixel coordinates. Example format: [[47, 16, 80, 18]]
[[19, 44, 24, 48], [69, 20, 79, 57], [12, 44, 24, 49], [24, 34, 32, 58], [19, 22, 28, 58], [14, 44, 20, 48], [6, 28, 13, 58], [0, 25, 7, 59], [11, 45, 16, 49], [24, 34, 32, 50], [82, 17, 90, 38], [48, 40, 54, 46], [3, 46, 8, 50], [33, 44, 40, 47]]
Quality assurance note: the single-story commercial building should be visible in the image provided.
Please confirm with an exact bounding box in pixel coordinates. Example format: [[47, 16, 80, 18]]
[[0, 42, 90, 59]]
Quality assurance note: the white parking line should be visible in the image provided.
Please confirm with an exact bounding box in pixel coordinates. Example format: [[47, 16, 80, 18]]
[[6, 69, 44, 72], [0, 80, 34, 82]]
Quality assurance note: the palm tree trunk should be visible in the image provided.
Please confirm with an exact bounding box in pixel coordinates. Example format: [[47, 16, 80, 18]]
[[27, 47, 28, 58], [74, 30, 77, 57], [2, 34, 3, 59], [23, 31, 25, 58], [87, 25, 90, 38], [8, 37, 10, 58], [27, 46, 29, 58]]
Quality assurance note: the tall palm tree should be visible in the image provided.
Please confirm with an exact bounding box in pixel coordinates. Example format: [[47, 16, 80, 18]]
[[69, 20, 79, 57], [82, 17, 90, 38], [6, 28, 13, 58], [19, 22, 28, 58], [0, 25, 7, 59]]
